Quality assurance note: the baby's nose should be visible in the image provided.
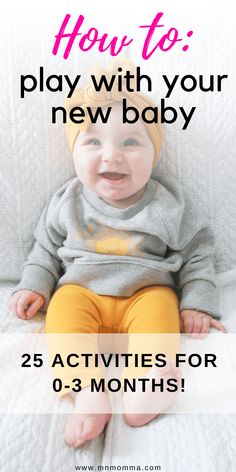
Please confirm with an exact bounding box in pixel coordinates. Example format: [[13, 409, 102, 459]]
[[102, 146, 122, 163]]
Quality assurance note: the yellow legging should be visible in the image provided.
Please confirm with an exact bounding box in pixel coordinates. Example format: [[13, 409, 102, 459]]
[[46, 284, 180, 395]]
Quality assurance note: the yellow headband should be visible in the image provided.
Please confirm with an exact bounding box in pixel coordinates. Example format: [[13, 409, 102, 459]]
[[65, 58, 162, 165]]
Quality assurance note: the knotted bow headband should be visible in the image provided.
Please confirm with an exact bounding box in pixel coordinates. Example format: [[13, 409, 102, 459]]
[[65, 58, 163, 165]]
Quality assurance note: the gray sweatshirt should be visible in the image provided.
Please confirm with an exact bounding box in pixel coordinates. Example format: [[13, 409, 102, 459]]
[[16, 173, 220, 318]]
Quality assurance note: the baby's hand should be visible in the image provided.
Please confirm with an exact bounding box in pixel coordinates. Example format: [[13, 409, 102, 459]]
[[9, 290, 45, 320], [180, 309, 227, 337]]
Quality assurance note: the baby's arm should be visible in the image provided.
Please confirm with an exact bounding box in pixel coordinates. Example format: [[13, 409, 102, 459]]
[[9, 290, 45, 320], [171, 211, 225, 334], [9, 185, 67, 318], [157, 175, 225, 336]]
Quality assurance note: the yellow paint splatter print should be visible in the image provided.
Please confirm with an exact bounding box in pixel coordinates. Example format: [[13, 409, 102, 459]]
[[76, 224, 144, 257]]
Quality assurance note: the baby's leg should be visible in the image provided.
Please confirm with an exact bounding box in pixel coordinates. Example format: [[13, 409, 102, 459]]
[[46, 284, 112, 447], [121, 286, 180, 427]]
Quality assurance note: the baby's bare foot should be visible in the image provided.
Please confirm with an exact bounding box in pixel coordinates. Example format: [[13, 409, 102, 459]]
[[65, 387, 112, 447], [123, 361, 181, 427]]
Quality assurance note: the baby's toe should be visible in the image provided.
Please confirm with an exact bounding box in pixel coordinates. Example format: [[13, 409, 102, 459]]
[[81, 417, 100, 441], [65, 416, 83, 447]]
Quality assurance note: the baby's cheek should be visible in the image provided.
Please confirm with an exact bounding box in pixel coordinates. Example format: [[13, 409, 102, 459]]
[[76, 163, 98, 190], [74, 159, 89, 179], [133, 161, 153, 184]]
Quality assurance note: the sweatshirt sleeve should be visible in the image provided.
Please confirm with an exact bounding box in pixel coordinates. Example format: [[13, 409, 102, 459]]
[[175, 226, 221, 318], [156, 174, 221, 318], [15, 186, 67, 308]]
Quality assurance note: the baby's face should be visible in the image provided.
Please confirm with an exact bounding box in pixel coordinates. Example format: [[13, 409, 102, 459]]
[[73, 102, 154, 208]]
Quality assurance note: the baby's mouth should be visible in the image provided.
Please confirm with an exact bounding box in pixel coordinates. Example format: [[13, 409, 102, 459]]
[[99, 172, 128, 181]]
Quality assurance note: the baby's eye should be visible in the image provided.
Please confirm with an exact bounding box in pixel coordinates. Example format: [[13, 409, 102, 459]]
[[86, 138, 101, 146], [124, 138, 139, 146]]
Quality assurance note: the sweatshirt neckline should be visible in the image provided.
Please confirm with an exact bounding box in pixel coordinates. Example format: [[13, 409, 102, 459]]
[[81, 179, 157, 219]]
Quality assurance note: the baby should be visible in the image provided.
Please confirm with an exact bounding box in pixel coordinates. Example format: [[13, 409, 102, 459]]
[[9, 59, 226, 447]]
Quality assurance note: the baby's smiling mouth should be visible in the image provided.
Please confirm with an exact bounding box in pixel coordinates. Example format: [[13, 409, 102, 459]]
[[99, 172, 128, 181]]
